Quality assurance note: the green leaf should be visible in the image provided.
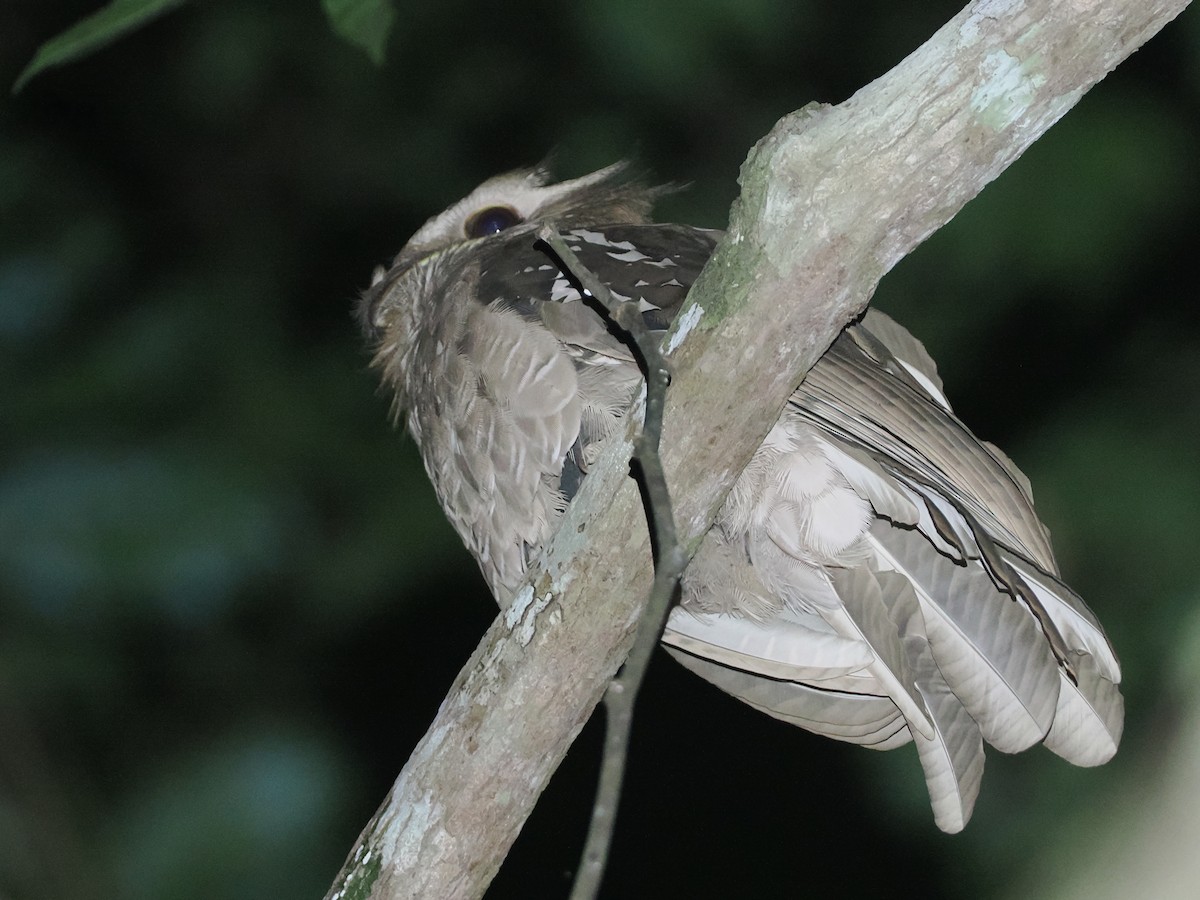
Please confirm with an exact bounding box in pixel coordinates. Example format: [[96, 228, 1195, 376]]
[[321, 0, 396, 66], [12, 0, 189, 94]]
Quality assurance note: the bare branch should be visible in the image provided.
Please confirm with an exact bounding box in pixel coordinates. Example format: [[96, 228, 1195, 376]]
[[535, 226, 690, 900], [325, 2, 1191, 898]]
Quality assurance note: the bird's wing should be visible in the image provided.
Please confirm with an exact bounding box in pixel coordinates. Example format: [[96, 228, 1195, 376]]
[[415, 224, 719, 594], [797, 313, 1058, 569]]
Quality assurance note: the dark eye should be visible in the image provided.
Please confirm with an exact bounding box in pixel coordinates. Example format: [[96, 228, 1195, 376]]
[[465, 205, 523, 238]]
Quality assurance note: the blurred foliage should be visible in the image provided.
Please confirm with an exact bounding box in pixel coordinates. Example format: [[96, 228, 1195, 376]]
[[1, 2, 1198, 898], [11, 0, 188, 94], [13, 0, 398, 93], [319, 0, 396, 66]]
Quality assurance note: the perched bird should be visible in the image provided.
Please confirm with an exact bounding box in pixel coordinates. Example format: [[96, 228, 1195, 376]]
[[359, 162, 1123, 833]]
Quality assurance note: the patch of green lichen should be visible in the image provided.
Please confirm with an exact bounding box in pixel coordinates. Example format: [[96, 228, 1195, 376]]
[[333, 843, 383, 900], [683, 239, 763, 328], [679, 102, 829, 329]]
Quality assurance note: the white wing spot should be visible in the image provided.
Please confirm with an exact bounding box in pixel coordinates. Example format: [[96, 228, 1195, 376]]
[[607, 248, 651, 263], [569, 228, 635, 250], [551, 276, 581, 302]]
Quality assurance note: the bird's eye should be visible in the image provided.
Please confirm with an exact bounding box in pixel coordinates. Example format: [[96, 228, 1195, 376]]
[[465, 205, 523, 238]]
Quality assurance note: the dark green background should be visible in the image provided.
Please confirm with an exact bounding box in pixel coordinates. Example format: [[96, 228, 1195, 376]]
[[3, 2, 1198, 898]]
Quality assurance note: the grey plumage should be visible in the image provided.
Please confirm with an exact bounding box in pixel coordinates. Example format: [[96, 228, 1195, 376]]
[[360, 162, 1123, 833]]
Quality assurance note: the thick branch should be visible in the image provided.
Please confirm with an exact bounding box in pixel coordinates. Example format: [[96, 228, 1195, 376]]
[[325, 2, 1190, 898]]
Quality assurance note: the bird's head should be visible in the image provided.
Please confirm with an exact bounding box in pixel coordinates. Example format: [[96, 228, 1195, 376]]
[[357, 162, 665, 343]]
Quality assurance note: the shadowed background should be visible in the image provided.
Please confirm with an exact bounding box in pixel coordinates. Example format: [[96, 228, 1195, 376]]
[[2, 2, 1199, 898]]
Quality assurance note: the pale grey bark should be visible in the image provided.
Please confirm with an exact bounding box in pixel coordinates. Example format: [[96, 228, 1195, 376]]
[[325, 1, 1192, 898]]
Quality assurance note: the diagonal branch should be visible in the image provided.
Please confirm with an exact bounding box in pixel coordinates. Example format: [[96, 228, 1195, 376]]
[[325, 2, 1191, 898]]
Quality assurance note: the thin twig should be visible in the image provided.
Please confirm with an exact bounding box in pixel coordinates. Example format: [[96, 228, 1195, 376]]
[[538, 226, 691, 900]]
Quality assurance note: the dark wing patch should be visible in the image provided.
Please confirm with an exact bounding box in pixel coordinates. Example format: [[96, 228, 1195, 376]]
[[470, 223, 720, 510], [474, 223, 720, 336]]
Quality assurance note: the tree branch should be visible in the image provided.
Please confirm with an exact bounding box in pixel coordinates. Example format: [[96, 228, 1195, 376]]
[[325, 1, 1191, 898], [535, 226, 691, 900]]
